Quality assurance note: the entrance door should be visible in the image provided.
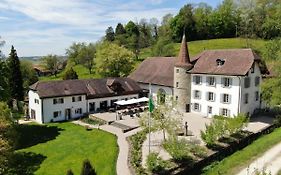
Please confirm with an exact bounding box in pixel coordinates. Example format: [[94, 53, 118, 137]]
[[65, 109, 71, 120], [186, 104, 190, 112], [100, 101, 108, 111], [89, 102, 95, 112], [31, 109, 36, 119]]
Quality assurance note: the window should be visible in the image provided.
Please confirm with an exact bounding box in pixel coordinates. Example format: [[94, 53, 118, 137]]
[[193, 76, 202, 85], [34, 99, 39, 104], [244, 77, 251, 88], [220, 108, 230, 116], [251, 64, 255, 73], [207, 77, 216, 86], [193, 103, 200, 112], [208, 106, 212, 114], [222, 77, 232, 87], [216, 59, 225, 66], [255, 91, 259, 101], [194, 90, 201, 99], [244, 93, 249, 104], [175, 96, 178, 101], [53, 98, 64, 104], [75, 108, 82, 114], [207, 92, 215, 101], [176, 68, 179, 73], [222, 94, 231, 103], [255, 77, 260, 86], [53, 111, 61, 118], [72, 96, 82, 102], [176, 82, 179, 88]]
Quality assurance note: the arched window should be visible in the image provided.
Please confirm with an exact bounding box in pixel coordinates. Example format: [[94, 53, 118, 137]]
[[157, 88, 166, 104]]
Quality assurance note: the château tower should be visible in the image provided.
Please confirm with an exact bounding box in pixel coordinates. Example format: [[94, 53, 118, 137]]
[[173, 34, 193, 112]]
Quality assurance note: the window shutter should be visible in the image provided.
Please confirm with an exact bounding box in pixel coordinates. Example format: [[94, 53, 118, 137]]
[[206, 92, 208, 100], [193, 76, 196, 82], [229, 95, 231, 104], [214, 93, 216, 101], [220, 94, 223, 103], [221, 77, 224, 87], [228, 110, 231, 117], [229, 78, 232, 86]]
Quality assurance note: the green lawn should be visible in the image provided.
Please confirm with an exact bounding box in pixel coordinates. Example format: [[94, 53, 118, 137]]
[[39, 64, 100, 81], [139, 37, 266, 59], [12, 122, 118, 175], [202, 127, 281, 175]]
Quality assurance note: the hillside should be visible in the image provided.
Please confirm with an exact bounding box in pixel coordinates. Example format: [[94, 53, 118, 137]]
[[139, 38, 266, 60], [39, 38, 267, 81]]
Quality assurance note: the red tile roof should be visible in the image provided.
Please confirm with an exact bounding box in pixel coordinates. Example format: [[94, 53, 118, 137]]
[[175, 34, 193, 69]]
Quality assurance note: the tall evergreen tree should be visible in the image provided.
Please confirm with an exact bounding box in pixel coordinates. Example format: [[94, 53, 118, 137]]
[[63, 67, 79, 80], [7, 46, 24, 101], [115, 23, 126, 35], [105, 26, 115, 41], [81, 159, 96, 175]]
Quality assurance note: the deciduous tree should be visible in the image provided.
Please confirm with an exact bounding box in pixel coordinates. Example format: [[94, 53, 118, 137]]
[[20, 60, 38, 91], [95, 42, 134, 77], [41, 54, 62, 77]]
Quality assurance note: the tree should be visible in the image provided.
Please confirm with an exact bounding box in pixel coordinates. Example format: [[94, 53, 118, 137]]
[[66, 42, 85, 65], [62, 67, 78, 80], [262, 38, 281, 61], [20, 60, 38, 91], [78, 43, 96, 74], [140, 103, 183, 140], [95, 42, 134, 77], [66, 169, 74, 175], [7, 46, 24, 101], [0, 102, 16, 174], [105, 26, 115, 41], [81, 159, 96, 175], [41, 54, 61, 77], [170, 4, 197, 42], [115, 23, 126, 35], [0, 60, 9, 101], [194, 3, 212, 39], [152, 37, 175, 57]]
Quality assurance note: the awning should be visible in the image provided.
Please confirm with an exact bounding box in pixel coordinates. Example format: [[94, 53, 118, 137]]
[[114, 97, 149, 106]]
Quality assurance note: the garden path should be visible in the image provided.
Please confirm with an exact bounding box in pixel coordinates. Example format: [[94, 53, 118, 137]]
[[237, 141, 281, 175], [72, 120, 141, 175]]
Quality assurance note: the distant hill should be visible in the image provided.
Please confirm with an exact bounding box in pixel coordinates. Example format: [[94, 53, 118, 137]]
[[20, 56, 68, 64]]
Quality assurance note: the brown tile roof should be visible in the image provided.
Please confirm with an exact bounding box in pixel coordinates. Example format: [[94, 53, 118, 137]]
[[191, 49, 261, 76], [30, 77, 142, 99], [128, 57, 176, 87], [129, 49, 265, 86], [175, 34, 193, 69]]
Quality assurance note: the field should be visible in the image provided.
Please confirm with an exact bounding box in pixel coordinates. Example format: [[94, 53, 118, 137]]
[[12, 122, 118, 175], [139, 37, 266, 59], [202, 127, 281, 175]]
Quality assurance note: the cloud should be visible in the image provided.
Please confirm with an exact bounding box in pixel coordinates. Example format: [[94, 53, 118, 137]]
[[0, 0, 179, 56]]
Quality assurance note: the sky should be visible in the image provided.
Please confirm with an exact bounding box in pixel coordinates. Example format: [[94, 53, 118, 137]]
[[0, 0, 221, 57]]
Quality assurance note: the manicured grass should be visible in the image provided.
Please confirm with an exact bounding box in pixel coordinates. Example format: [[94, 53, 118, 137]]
[[139, 38, 266, 59], [202, 127, 281, 175], [14, 122, 118, 175], [39, 64, 100, 81]]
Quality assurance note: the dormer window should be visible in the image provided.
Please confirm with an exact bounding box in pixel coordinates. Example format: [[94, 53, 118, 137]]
[[216, 59, 225, 66]]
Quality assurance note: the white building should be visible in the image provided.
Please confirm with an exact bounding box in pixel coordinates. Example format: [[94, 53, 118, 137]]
[[28, 78, 142, 123], [129, 35, 267, 117]]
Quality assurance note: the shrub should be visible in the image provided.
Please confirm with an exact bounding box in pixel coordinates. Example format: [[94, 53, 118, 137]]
[[66, 169, 74, 175], [128, 129, 148, 175], [146, 152, 169, 173], [81, 159, 96, 175], [163, 137, 191, 161], [201, 114, 249, 146], [273, 114, 281, 126], [62, 67, 78, 80]]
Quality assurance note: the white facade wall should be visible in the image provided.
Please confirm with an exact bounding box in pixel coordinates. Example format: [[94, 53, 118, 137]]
[[240, 62, 262, 115], [138, 83, 173, 103], [29, 92, 139, 123], [190, 74, 241, 117], [28, 90, 43, 123], [42, 95, 87, 123]]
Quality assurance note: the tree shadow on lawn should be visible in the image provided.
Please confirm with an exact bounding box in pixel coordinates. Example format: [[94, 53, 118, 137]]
[[8, 152, 46, 175], [15, 124, 63, 149]]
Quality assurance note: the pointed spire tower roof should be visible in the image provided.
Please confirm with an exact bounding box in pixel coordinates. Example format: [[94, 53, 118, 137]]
[[175, 34, 193, 69]]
